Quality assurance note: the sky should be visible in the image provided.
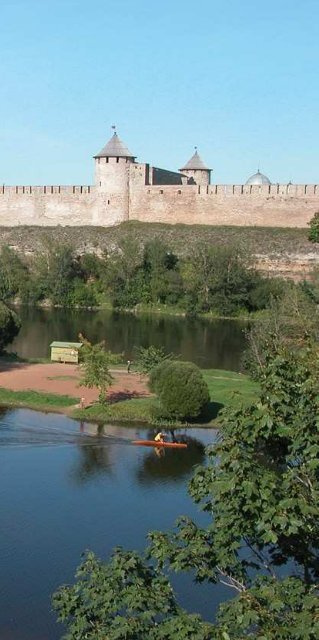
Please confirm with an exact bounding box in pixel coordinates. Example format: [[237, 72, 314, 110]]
[[0, 0, 318, 185]]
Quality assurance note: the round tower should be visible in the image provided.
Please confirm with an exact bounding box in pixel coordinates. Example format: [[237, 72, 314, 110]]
[[180, 147, 211, 187], [93, 129, 136, 221]]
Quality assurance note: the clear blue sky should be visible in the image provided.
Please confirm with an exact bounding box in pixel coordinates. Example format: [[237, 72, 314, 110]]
[[0, 0, 318, 185]]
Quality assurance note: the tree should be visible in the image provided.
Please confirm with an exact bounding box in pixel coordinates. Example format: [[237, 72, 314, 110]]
[[53, 346, 319, 639], [181, 244, 257, 315], [78, 334, 117, 404], [142, 240, 182, 305], [0, 246, 29, 301], [243, 285, 319, 379], [134, 344, 174, 375], [0, 302, 21, 352], [151, 360, 210, 421], [308, 211, 319, 242]]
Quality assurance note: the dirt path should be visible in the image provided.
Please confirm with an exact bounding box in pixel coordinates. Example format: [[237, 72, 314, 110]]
[[0, 362, 150, 406]]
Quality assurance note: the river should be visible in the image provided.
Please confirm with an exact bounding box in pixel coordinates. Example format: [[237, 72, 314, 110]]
[[1, 309, 246, 637], [10, 306, 247, 370], [0, 409, 230, 639]]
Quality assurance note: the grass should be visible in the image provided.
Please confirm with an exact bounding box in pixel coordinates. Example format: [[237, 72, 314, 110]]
[[72, 368, 260, 427], [0, 365, 260, 425], [73, 397, 155, 424], [0, 387, 79, 412], [0, 222, 312, 258]]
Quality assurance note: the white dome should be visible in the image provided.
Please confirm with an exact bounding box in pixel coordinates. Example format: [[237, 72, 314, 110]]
[[245, 170, 271, 185]]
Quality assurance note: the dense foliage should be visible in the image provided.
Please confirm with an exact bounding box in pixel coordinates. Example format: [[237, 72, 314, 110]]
[[0, 302, 21, 352], [53, 345, 319, 638], [133, 344, 174, 375], [0, 239, 286, 316], [308, 211, 319, 242], [150, 360, 210, 421], [243, 286, 319, 379]]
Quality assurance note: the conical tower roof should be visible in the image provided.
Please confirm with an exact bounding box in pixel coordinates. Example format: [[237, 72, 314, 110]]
[[180, 148, 210, 171], [94, 132, 135, 159]]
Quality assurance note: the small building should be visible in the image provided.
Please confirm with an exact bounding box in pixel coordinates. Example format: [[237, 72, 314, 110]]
[[50, 341, 82, 364]]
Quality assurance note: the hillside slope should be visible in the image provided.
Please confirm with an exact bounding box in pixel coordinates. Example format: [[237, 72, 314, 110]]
[[1, 222, 318, 279]]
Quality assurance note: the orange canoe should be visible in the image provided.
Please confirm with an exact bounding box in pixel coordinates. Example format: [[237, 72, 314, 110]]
[[132, 440, 187, 449]]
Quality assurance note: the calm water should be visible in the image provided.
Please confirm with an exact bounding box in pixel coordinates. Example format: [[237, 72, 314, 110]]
[[0, 409, 229, 639], [10, 306, 247, 370]]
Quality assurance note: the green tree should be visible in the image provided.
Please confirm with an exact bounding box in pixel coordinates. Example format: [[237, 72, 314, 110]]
[[134, 344, 174, 375], [0, 246, 29, 301], [153, 360, 210, 421], [105, 237, 144, 309], [0, 302, 21, 351], [182, 244, 257, 315], [308, 211, 319, 242], [243, 285, 319, 379], [53, 347, 319, 639], [142, 240, 182, 305], [79, 334, 117, 404]]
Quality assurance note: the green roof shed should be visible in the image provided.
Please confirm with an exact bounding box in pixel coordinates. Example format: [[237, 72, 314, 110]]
[[50, 341, 83, 364]]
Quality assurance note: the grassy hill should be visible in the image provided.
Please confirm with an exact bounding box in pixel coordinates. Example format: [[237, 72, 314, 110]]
[[0, 221, 318, 277]]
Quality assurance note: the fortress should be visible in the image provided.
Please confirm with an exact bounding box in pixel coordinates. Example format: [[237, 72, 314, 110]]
[[0, 130, 318, 228]]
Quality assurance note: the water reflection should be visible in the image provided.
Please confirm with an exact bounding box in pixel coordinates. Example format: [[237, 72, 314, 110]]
[[70, 441, 112, 484], [9, 306, 247, 370], [136, 436, 205, 484], [0, 409, 219, 639]]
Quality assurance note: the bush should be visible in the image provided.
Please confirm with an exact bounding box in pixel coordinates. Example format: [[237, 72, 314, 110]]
[[148, 359, 172, 394], [155, 361, 210, 421]]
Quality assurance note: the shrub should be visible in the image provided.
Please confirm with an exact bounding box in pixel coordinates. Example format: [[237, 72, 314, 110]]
[[148, 359, 172, 394], [155, 361, 210, 421]]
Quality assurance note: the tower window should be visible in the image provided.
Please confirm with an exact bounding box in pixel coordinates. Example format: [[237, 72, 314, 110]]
[[116, 157, 119, 163]]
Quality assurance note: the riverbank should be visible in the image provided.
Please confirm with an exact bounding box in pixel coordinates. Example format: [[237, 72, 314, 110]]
[[0, 361, 259, 427]]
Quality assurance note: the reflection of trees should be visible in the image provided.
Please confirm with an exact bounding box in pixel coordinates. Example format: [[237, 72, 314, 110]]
[[11, 307, 247, 370], [70, 440, 112, 485], [136, 436, 205, 485]]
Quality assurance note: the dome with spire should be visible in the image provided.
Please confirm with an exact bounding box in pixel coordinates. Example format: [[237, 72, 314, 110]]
[[94, 131, 135, 159], [245, 170, 271, 186], [180, 148, 210, 172]]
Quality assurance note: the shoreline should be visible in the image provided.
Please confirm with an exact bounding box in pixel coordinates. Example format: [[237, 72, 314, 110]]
[[9, 300, 255, 322], [0, 362, 259, 429]]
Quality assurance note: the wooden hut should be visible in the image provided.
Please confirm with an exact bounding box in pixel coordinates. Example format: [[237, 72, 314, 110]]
[[50, 341, 82, 364]]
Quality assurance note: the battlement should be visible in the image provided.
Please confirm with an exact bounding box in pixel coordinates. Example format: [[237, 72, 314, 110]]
[[141, 183, 319, 197], [207, 184, 319, 197], [0, 185, 93, 195]]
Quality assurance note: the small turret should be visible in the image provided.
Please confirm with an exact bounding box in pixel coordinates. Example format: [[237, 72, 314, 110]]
[[180, 148, 211, 186]]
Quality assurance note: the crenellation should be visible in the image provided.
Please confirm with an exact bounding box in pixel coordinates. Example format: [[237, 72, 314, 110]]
[[0, 130, 317, 228]]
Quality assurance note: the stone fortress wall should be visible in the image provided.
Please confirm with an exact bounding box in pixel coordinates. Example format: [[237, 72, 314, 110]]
[[0, 132, 317, 228]]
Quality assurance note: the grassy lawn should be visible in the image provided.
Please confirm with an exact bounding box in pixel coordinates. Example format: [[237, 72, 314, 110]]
[[0, 387, 79, 412], [72, 369, 260, 427], [0, 368, 259, 425], [73, 397, 155, 424]]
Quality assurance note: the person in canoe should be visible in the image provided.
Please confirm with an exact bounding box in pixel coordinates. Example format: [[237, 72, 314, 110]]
[[154, 431, 166, 444]]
